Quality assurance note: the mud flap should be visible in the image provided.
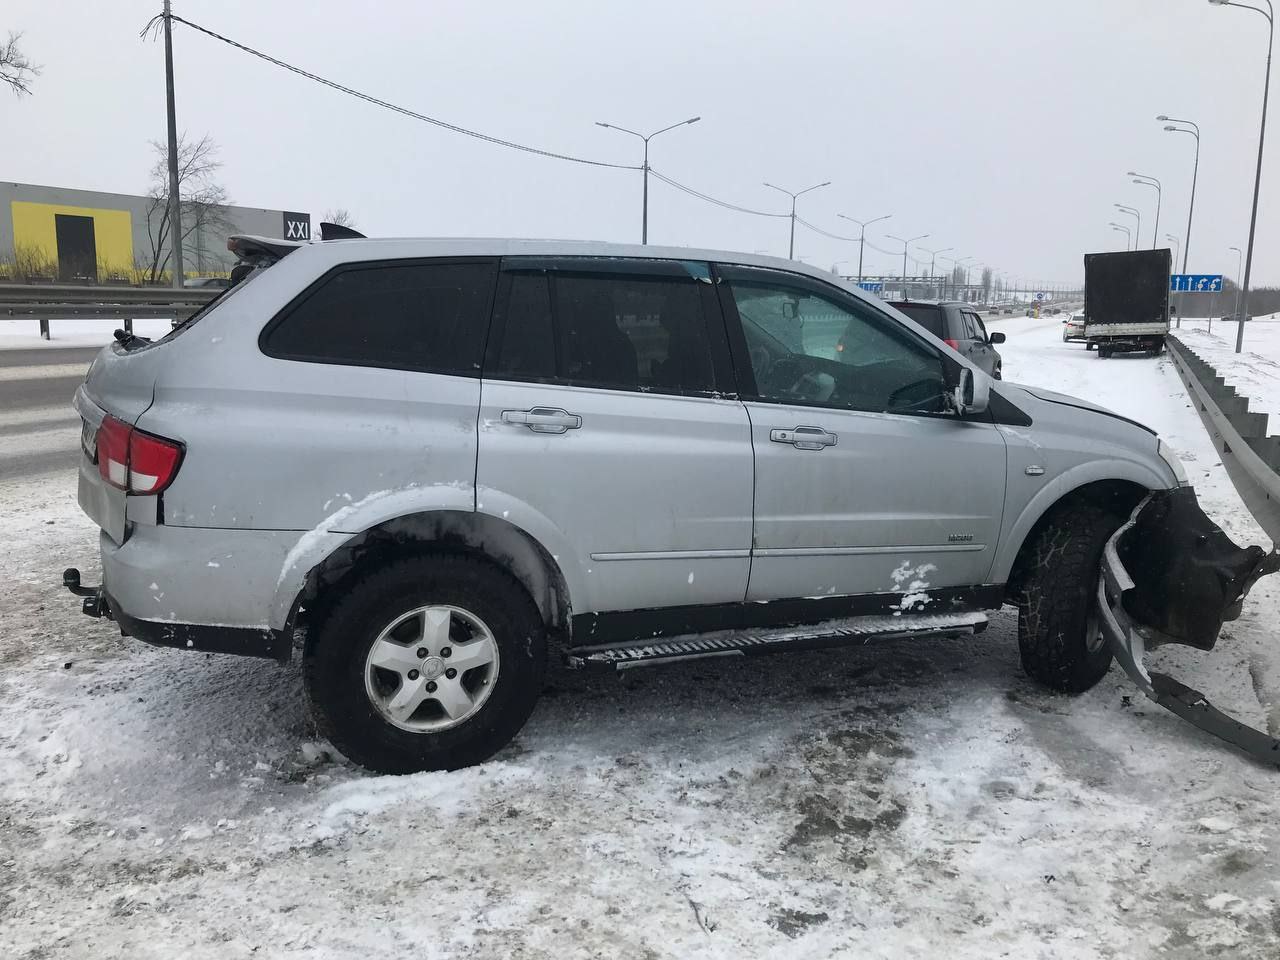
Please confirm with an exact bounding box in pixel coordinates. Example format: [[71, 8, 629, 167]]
[[1099, 491, 1280, 765]]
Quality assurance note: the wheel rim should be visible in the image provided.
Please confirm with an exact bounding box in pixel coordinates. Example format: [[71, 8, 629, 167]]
[[363, 605, 500, 733]]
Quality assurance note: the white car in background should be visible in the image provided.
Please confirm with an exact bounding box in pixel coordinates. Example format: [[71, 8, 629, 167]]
[[1063, 313, 1088, 345]]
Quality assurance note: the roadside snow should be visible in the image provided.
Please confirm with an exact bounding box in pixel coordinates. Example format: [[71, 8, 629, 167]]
[[2, 318, 1279, 957], [0, 317, 173, 349], [1172, 316, 1280, 436]]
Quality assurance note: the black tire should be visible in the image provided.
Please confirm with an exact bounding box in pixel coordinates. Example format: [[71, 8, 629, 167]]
[[1015, 502, 1121, 693], [1097, 345, 1111, 359], [1085, 342, 1094, 351], [305, 555, 547, 774]]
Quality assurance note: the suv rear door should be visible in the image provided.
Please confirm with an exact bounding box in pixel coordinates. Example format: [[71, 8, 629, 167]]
[[717, 265, 1007, 604], [476, 257, 753, 617], [958, 308, 997, 376]]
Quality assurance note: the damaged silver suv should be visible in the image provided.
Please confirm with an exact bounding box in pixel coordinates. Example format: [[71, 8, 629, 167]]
[[63, 236, 1279, 773]]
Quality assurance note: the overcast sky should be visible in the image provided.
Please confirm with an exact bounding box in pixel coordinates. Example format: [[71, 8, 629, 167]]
[[4, 0, 1276, 287]]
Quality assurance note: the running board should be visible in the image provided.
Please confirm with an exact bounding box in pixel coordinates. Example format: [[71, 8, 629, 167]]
[[566, 611, 989, 670]]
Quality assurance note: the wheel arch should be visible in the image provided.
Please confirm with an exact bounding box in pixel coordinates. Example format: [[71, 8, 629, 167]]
[[287, 509, 573, 645], [997, 476, 1153, 601]]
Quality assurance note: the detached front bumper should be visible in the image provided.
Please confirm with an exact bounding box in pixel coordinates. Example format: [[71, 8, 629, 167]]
[[1099, 489, 1280, 764]]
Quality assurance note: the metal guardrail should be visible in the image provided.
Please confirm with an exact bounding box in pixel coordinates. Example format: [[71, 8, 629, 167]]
[[1166, 335, 1280, 545], [0, 283, 218, 338]]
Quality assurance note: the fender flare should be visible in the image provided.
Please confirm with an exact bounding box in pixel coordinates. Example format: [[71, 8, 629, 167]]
[[988, 458, 1172, 585]]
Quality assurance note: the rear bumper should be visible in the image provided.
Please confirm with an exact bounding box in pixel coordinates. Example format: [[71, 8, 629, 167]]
[[1099, 492, 1280, 764]]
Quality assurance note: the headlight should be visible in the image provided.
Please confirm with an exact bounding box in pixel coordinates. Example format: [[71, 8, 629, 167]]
[[1157, 439, 1191, 487]]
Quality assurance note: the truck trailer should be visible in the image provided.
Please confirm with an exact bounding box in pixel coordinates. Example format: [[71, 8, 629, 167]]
[[1083, 249, 1170, 358]]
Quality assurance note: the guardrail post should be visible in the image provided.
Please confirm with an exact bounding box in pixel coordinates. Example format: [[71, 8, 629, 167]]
[[124, 318, 133, 335], [39, 318, 49, 340]]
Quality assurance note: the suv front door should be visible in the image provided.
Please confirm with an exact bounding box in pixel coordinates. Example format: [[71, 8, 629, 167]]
[[476, 257, 753, 619], [717, 265, 1008, 606]]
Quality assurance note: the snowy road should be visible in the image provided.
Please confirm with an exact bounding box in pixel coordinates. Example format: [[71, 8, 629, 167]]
[[2, 318, 1279, 958], [0, 347, 94, 481]]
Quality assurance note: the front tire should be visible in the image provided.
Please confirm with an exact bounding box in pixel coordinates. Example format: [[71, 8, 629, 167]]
[[1015, 503, 1121, 693], [305, 555, 547, 773]]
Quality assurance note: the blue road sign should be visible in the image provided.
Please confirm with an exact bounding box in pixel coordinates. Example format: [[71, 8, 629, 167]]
[[1170, 274, 1224, 293], [858, 281, 884, 293]]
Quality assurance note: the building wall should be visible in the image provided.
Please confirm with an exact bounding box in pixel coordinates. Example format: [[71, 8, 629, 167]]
[[0, 182, 308, 281]]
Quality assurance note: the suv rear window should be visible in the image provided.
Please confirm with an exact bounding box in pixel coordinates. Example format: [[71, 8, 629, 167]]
[[888, 303, 945, 339], [261, 259, 498, 375]]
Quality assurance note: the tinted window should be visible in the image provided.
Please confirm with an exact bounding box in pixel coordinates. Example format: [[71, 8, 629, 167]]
[[968, 313, 990, 341], [727, 271, 946, 414], [888, 303, 945, 338], [489, 270, 717, 394], [262, 260, 497, 374], [493, 273, 556, 379]]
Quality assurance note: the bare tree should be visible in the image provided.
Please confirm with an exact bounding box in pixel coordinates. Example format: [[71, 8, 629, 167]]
[[143, 134, 235, 281], [323, 208, 357, 229], [980, 266, 993, 301], [1, 31, 40, 96]]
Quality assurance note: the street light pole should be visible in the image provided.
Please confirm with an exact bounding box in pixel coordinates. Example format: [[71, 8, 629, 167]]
[[1158, 115, 1201, 273], [764, 181, 832, 259], [162, 0, 185, 289], [596, 116, 700, 244], [1129, 172, 1163, 248], [837, 213, 891, 285], [1114, 204, 1141, 249], [1109, 223, 1132, 250], [886, 233, 929, 297], [1165, 234, 1181, 270], [1208, 0, 1273, 352], [1229, 244, 1245, 332]]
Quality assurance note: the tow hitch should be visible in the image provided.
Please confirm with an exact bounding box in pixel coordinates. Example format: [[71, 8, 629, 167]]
[[63, 568, 110, 620], [1099, 490, 1280, 764]]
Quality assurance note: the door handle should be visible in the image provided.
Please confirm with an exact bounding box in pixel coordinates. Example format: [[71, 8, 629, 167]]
[[500, 407, 583, 434], [770, 425, 837, 451]]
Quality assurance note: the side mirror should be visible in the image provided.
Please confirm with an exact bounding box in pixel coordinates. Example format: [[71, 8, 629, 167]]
[[989, 331, 1006, 344], [952, 367, 990, 417]]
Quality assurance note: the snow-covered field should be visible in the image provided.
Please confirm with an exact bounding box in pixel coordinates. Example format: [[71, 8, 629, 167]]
[[2, 317, 1279, 958], [0, 318, 174, 350], [1172, 315, 1280, 435]]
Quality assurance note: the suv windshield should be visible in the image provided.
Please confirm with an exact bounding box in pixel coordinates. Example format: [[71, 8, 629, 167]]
[[888, 304, 945, 339]]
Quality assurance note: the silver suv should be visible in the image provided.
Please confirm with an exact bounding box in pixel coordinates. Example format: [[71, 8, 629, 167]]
[[65, 237, 1193, 773]]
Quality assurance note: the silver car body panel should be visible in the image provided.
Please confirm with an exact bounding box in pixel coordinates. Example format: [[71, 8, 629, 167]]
[[68, 237, 1181, 642]]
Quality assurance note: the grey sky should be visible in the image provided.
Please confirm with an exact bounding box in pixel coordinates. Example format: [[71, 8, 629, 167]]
[[4, 0, 1275, 286]]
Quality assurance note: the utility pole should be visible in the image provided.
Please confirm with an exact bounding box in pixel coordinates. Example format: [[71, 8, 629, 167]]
[[163, 0, 185, 289], [596, 116, 700, 244], [764, 181, 831, 259], [837, 213, 891, 286]]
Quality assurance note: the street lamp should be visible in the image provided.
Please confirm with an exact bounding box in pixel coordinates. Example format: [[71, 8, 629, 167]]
[[1165, 233, 1181, 270], [1109, 222, 1132, 250], [1128, 171, 1162, 248], [763, 180, 832, 259], [595, 116, 700, 244], [886, 233, 929, 297], [836, 213, 891, 284], [919, 245, 953, 280], [1208, 0, 1273, 353], [1114, 204, 1141, 249], [1158, 115, 1201, 274], [957, 256, 976, 302]]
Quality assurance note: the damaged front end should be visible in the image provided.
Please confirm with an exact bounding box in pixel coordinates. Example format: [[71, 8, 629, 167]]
[[1099, 488, 1280, 764]]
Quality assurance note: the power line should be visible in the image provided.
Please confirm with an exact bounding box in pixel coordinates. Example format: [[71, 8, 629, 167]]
[[150, 13, 643, 171], [648, 169, 789, 218]]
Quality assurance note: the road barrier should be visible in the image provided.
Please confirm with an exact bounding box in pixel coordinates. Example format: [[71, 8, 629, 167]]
[[1166, 335, 1280, 544], [0, 283, 218, 338]]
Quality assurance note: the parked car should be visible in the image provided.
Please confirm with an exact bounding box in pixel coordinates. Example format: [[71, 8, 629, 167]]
[[66, 238, 1197, 774], [881, 299, 1005, 379], [1063, 313, 1088, 344]]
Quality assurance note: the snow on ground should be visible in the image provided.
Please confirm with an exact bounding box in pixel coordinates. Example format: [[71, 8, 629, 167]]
[[0, 318, 174, 350], [1171, 315, 1280, 436], [2, 317, 1280, 958]]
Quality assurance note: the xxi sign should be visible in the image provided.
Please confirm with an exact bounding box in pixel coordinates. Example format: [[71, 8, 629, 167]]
[[283, 212, 311, 241]]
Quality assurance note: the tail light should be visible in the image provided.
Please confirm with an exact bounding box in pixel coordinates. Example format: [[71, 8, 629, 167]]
[[835, 339, 845, 353], [96, 415, 184, 494], [944, 338, 960, 350]]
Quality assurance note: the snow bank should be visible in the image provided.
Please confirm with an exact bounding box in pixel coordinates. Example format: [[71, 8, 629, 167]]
[[1173, 317, 1280, 435], [0, 317, 174, 349]]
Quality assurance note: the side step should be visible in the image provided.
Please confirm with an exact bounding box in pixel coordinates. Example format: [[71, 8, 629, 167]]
[[566, 611, 988, 670]]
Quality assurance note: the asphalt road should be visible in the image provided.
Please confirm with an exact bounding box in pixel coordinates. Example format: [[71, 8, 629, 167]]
[[0, 346, 98, 482]]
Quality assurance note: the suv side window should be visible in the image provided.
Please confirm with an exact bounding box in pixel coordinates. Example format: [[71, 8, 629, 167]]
[[720, 266, 947, 414], [969, 312, 990, 342], [489, 267, 718, 395], [262, 259, 498, 375]]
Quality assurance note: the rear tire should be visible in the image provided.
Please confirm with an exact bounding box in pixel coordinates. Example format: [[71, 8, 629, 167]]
[[1015, 503, 1121, 693], [305, 555, 547, 773]]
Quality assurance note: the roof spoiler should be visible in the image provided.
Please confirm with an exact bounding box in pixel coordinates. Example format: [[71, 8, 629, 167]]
[[320, 222, 366, 240], [226, 234, 304, 263]]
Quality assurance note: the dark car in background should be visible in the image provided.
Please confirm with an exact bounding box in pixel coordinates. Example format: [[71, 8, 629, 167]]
[[879, 299, 1005, 379]]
